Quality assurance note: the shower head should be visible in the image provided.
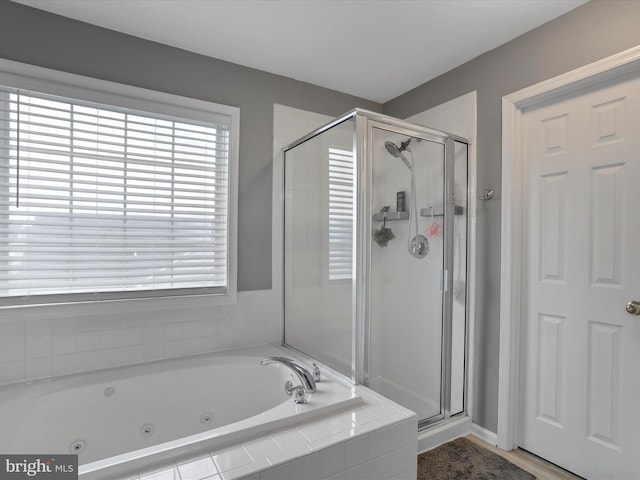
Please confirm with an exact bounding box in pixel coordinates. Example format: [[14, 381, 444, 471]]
[[384, 140, 413, 170], [384, 140, 401, 157]]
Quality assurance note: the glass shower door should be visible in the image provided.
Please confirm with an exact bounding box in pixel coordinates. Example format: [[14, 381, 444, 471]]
[[368, 125, 446, 422]]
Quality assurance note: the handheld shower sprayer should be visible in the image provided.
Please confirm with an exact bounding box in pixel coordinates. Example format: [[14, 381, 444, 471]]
[[384, 137, 428, 259]]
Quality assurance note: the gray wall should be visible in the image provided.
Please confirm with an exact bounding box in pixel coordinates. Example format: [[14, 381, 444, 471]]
[[384, 0, 640, 431], [0, 0, 381, 292], [4, 0, 640, 435]]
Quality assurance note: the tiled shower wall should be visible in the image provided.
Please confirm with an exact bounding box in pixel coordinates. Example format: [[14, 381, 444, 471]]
[[0, 290, 281, 385]]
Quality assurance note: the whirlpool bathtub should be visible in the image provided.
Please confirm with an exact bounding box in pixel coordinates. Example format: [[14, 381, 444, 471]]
[[0, 345, 377, 479]]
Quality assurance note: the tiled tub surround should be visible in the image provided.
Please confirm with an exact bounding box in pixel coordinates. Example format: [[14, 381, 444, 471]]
[[0, 290, 281, 385], [128, 388, 416, 480], [0, 344, 417, 480]]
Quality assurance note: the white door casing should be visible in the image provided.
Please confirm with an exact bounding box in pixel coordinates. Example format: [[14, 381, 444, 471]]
[[520, 72, 640, 479], [499, 46, 640, 478]]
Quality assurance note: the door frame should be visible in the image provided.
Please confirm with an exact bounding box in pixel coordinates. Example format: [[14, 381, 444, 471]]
[[497, 45, 640, 451]]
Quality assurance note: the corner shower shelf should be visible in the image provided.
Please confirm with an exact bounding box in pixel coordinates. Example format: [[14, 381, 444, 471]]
[[373, 206, 465, 221], [420, 205, 465, 217], [372, 210, 409, 222]]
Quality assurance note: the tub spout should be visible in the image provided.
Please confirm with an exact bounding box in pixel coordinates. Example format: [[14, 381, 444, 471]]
[[260, 357, 317, 393]]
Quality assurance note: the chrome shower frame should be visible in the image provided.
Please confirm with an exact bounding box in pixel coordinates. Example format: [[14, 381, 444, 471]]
[[281, 108, 470, 431]]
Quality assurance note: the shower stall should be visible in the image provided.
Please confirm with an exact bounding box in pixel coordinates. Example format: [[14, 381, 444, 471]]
[[282, 109, 469, 430]]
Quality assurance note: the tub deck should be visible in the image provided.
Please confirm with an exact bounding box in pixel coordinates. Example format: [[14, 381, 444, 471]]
[[117, 384, 417, 480]]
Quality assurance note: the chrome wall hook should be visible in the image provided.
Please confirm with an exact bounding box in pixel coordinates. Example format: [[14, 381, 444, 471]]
[[480, 188, 494, 201]]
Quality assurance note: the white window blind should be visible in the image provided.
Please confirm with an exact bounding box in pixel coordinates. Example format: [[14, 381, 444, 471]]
[[0, 87, 230, 299], [328, 147, 354, 281]]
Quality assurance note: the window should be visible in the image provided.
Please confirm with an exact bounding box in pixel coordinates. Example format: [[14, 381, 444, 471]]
[[0, 62, 238, 304], [328, 147, 354, 281]]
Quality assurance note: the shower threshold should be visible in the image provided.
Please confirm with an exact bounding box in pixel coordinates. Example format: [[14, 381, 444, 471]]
[[417, 415, 472, 454]]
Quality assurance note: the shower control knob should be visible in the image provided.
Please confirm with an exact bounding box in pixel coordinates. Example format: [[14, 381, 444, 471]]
[[410, 235, 429, 259], [626, 300, 640, 315]]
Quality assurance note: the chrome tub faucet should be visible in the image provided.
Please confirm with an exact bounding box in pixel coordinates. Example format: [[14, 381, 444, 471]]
[[260, 356, 317, 403]]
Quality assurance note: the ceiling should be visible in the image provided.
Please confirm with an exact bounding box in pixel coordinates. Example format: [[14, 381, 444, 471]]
[[13, 0, 587, 103]]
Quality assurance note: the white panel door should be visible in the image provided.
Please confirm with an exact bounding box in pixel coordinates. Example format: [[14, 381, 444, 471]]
[[521, 72, 640, 479]]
